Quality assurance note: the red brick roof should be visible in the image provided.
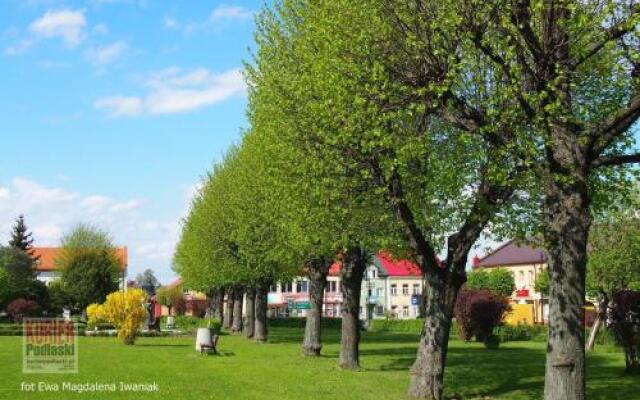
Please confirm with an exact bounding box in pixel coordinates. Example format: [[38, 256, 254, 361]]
[[477, 240, 546, 268], [32, 247, 128, 271]]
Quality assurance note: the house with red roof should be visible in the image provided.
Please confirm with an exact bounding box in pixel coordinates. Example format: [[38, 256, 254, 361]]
[[267, 251, 425, 320], [473, 240, 548, 323]]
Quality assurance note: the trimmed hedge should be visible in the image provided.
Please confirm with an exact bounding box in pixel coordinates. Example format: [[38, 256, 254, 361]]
[[268, 317, 342, 329], [159, 316, 221, 334], [0, 323, 87, 336], [495, 324, 547, 342], [369, 318, 425, 333]]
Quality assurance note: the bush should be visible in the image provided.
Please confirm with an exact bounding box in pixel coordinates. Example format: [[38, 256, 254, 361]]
[[102, 289, 147, 345], [6, 298, 41, 322], [369, 318, 424, 333], [86, 303, 107, 329], [455, 288, 510, 348], [495, 324, 547, 342], [160, 315, 221, 334]]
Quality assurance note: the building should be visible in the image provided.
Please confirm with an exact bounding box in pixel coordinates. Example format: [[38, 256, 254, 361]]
[[32, 247, 129, 288], [473, 240, 548, 323], [266, 252, 424, 320]]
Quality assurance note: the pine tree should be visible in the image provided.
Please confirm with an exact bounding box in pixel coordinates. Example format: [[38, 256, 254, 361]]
[[9, 215, 39, 262]]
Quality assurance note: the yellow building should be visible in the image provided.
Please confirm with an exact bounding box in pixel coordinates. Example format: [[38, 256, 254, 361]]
[[473, 240, 548, 324]]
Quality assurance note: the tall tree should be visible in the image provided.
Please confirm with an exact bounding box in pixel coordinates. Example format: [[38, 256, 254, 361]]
[[58, 224, 121, 312], [8, 215, 39, 262], [136, 269, 160, 293]]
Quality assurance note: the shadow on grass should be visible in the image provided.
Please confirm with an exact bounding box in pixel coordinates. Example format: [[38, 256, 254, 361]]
[[136, 344, 191, 347]]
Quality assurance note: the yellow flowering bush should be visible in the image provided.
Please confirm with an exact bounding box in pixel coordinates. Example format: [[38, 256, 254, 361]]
[[86, 303, 106, 329], [103, 288, 148, 345]]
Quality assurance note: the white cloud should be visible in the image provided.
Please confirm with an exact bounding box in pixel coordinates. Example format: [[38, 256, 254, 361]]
[[92, 24, 109, 35], [0, 177, 180, 284], [29, 9, 87, 47], [210, 5, 252, 21], [95, 96, 143, 117], [4, 8, 87, 55], [163, 17, 179, 30], [85, 41, 127, 65], [95, 67, 246, 117]]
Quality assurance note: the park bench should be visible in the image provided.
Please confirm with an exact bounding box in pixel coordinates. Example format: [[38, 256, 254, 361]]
[[199, 334, 219, 355]]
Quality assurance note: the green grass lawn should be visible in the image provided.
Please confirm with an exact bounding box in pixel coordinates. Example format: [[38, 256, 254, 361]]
[[0, 327, 636, 400]]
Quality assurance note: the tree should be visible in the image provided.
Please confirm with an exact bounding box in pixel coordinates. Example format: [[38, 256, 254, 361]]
[[156, 285, 183, 316], [0, 246, 46, 310], [586, 216, 640, 350], [8, 215, 39, 262], [366, 2, 640, 398], [534, 270, 550, 296], [0, 268, 9, 310], [102, 288, 147, 345], [249, 0, 519, 388], [57, 225, 121, 312], [467, 269, 515, 297], [136, 269, 159, 294]]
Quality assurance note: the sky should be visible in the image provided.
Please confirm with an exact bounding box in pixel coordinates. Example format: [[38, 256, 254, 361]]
[[0, 0, 260, 284]]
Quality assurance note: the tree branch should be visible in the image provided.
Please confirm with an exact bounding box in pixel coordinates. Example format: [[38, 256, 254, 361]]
[[592, 152, 640, 168], [572, 5, 640, 69], [591, 93, 640, 155]]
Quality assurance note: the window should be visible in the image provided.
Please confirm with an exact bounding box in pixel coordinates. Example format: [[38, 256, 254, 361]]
[[369, 269, 377, 279], [282, 282, 293, 293], [528, 271, 534, 286], [413, 284, 420, 295], [375, 305, 384, 316], [402, 284, 409, 295], [402, 306, 409, 317], [269, 284, 278, 293], [376, 287, 383, 297], [391, 284, 397, 296], [326, 281, 338, 293], [296, 280, 308, 293], [519, 271, 525, 284]]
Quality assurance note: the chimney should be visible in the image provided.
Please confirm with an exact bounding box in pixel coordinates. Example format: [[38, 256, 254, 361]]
[[472, 255, 481, 269]]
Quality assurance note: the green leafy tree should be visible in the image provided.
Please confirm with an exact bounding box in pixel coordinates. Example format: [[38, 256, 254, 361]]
[[248, 0, 522, 384], [467, 269, 515, 298], [534, 270, 550, 296], [8, 215, 39, 262], [57, 225, 121, 312]]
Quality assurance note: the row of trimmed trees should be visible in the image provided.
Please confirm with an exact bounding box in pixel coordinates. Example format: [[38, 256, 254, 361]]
[[175, 1, 640, 399]]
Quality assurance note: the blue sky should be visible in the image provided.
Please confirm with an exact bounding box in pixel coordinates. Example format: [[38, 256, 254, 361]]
[[0, 0, 260, 283]]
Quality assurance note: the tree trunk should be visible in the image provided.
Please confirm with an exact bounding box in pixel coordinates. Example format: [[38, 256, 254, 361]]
[[223, 290, 233, 330], [339, 247, 367, 370], [625, 344, 639, 373], [543, 171, 590, 400], [215, 288, 225, 321], [408, 274, 458, 400], [244, 288, 256, 338], [232, 288, 244, 333], [254, 282, 269, 343], [303, 258, 330, 356]]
